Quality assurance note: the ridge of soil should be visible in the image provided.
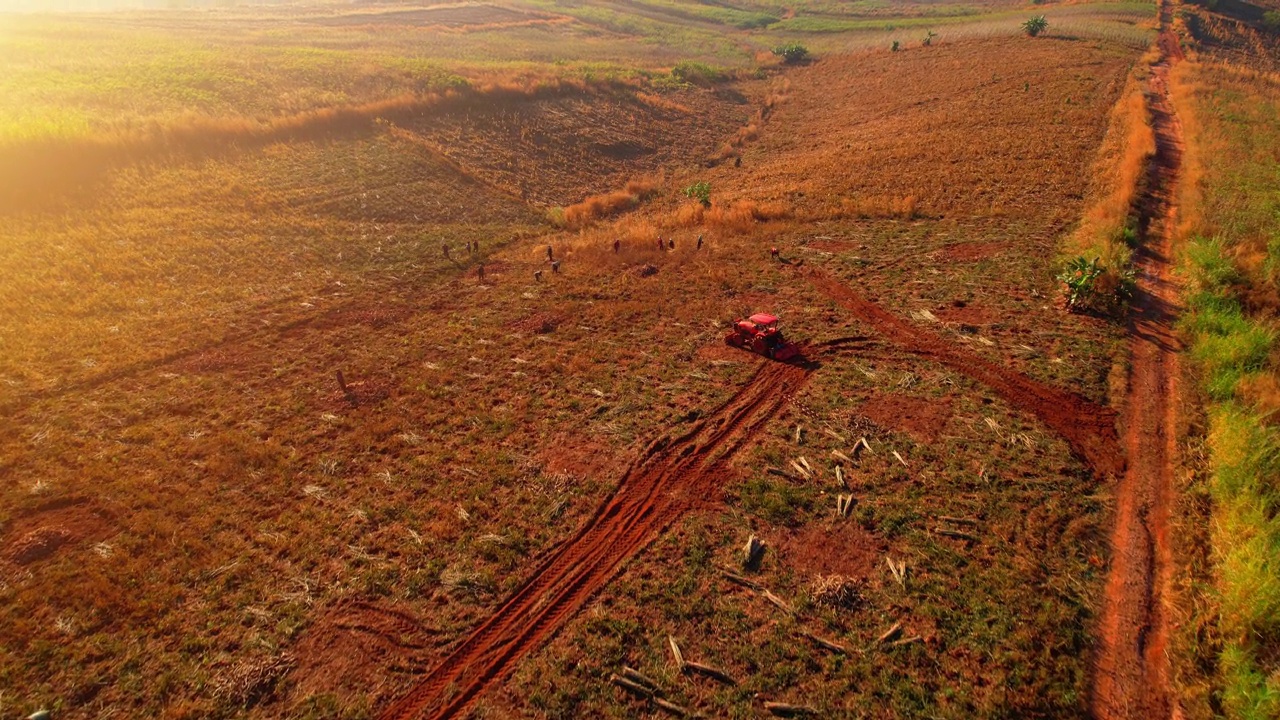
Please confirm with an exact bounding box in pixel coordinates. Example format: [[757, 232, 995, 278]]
[[377, 360, 811, 720], [808, 270, 1126, 477], [1091, 2, 1185, 717]]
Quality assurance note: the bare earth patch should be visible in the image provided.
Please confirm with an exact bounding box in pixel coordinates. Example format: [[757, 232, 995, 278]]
[[858, 392, 954, 444]]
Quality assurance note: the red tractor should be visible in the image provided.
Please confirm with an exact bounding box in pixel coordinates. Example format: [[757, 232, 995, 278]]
[[724, 313, 801, 362]]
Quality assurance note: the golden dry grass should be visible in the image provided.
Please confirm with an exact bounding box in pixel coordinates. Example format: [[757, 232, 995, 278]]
[[1066, 59, 1157, 270], [562, 178, 661, 227]]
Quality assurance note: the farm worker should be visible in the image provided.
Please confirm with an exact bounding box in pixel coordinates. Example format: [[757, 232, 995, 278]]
[[668, 238, 675, 250], [551, 260, 561, 274], [534, 270, 543, 282], [613, 238, 620, 253], [657, 236, 665, 252], [473, 240, 479, 254], [465, 240, 472, 254], [770, 247, 780, 261], [697, 234, 703, 250], [477, 263, 485, 282], [443, 243, 451, 259], [547, 245, 555, 262]]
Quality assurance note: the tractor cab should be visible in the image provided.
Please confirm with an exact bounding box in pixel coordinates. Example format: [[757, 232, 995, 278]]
[[740, 313, 779, 332]]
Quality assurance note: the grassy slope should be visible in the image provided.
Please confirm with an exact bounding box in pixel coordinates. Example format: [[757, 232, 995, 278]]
[[1173, 58, 1280, 719]]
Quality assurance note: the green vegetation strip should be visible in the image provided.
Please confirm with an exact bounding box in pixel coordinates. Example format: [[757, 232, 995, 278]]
[[1179, 68, 1280, 718]]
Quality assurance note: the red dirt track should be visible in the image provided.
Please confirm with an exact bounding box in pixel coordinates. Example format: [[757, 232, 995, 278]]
[[808, 271, 1126, 477], [378, 360, 810, 720], [1092, 2, 1184, 716]]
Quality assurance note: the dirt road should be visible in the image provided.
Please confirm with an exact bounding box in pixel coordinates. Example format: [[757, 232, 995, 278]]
[[378, 360, 810, 720], [1092, 1, 1185, 717]]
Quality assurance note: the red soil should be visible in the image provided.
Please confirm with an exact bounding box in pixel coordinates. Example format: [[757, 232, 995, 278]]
[[1092, 4, 1184, 717], [935, 302, 996, 326], [859, 392, 954, 444], [2, 498, 113, 566], [291, 600, 436, 706], [508, 312, 562, 335], [780, 523, 885, 580]]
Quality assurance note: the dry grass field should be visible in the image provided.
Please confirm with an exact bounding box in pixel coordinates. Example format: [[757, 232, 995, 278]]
[[0, 1, 1198, 718]]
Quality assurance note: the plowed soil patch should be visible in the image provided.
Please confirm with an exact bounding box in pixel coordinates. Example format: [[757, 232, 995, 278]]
[[938, 241, 1007, 262], [810, 269, 1124, 476], [308, 5, 553, 28], [3, 499, 113, 565], [327, 375, 394, 408], [290, 600, 435, 705], [508, 312, 562, 335], [936, 303, 996, 326], [859, 393, 953, 444], [537, 437, 622, 481], [697, 341, 751, 363], [400, 90, 741, 206], [781, 523, 884, 580]]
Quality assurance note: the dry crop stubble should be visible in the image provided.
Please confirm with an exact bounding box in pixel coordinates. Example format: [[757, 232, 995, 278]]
[[458, 34, 1142, 720], [703, 38, 1139, 222], [0, 3, 1160, 717]]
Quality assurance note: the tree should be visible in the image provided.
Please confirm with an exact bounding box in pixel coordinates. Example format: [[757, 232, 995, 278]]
[[1023, 15, 1049, 37], [771, 43, 809, 64]]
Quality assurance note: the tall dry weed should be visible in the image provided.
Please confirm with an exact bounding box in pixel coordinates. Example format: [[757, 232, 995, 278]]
[[1066, 68, 1156, 271], [833, 195, 920, 220], [671, 199, 790, 231], [561, 177, 660, 228]]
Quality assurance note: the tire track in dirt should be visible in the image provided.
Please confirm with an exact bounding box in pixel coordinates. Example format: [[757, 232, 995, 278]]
[[1092, 2, 1184, 717], [378, 359, 811, 720], [808, 270, 1126, 477]]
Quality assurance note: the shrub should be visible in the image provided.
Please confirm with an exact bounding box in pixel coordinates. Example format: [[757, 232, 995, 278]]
[[683, 181, 712, 207], [1264, 11, 1280, 31], [1058, 256, 1134, 313], [771, 43, 809, 64], [922, 30, 938, 46], [671, 61, 725, 87], [891, 40, 901, 52], [1023, 15, 1049, 37]]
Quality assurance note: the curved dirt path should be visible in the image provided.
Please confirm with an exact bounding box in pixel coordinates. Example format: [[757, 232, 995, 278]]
[[808, 270, 1126, 477], [378, 359, 810, 720], [1092, 2, 1185, 717]]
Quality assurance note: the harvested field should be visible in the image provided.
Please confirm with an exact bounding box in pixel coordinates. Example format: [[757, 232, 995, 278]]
[[305, 4, 561, 29], [0, 1, 1178, 718], [707, 38, 1136, 221]]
